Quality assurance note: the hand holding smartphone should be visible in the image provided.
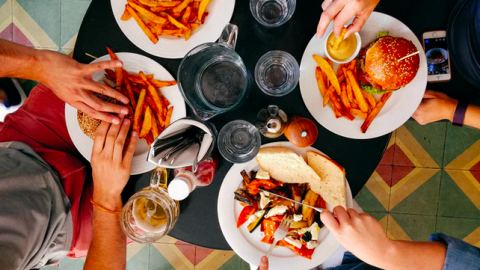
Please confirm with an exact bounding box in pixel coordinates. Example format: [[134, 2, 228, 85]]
[[423, 31, 452, 82]]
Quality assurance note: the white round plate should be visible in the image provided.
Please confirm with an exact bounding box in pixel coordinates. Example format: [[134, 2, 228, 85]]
[[299, 12, 427, 139], [111, 0, 235, 59], [218, 141, 353, 270], [65, 53, 186, 175]]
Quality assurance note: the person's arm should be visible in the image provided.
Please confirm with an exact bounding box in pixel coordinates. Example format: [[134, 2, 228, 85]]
[[412, 90, 480, 129], [84, 118, 138, 270], [316, 0, 380, 38], [321, 207, 446, 270], [0, 39, 129, 123]]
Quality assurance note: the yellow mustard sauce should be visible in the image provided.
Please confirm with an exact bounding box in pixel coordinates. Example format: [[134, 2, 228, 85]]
[[327, 33, 357, 61]]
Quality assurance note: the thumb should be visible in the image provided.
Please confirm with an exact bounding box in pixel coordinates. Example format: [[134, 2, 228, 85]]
[[321, 209, 340, 232], [84, 60, 123, 74], [258, 256, 269, 270]]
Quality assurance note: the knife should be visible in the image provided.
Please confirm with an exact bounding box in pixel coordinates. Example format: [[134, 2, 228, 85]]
[[258, 188, 325, 213]]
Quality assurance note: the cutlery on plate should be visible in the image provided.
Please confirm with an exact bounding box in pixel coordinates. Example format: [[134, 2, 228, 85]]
[[259, 188, 325, 213], [265, 215, 292, 258]]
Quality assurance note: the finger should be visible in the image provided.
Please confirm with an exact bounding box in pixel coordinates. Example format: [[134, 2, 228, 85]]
[[333, 8, 356, 37], [87, 80, 129, 104], [113, 118, 131, 163], [317, 0, 346, 38], [347, 208, 360, 218], [75, 102, 121, 124], [320, 209, 340, 232], [321, 0, 333, 10], [123, 131, 138, 166], [345, 14, 368, 39], [333, 206, 350, 224], [84, 60, 123, 74], [104, 115, 124, 157], [93, 121, 111, 154], [258, 256, 269, 270], [84, 93, 129, 116]]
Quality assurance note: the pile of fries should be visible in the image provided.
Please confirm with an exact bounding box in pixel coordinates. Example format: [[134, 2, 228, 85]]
[[121, 0, 212, 43], [104, 47, 177, 146], [312, 54, 392, 133]]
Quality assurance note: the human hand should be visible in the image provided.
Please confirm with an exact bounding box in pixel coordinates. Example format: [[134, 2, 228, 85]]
[[317, 0, 380, 39], [39, 51, 130, 124], [91, 118, 138, 210], [257, 256, 268, 270], [321, 207, 393, 266], [412, 90, 458, 125]]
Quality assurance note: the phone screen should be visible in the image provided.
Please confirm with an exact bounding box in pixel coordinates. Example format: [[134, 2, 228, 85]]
[[424, 37, 450, 75]]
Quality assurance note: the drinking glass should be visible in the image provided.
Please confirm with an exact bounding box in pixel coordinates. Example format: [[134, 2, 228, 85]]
[[217, 120, 261, 163], [177, 24, 249, 120], [250, 0, 296, 28], [255, 50, 299, 96], [121, 167, 180, 243]]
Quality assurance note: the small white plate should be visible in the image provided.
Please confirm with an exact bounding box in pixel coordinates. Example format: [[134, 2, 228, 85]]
[[218, 141, 353, 270], [111, 0, 236, 59], [65, 52, 186, 175], [299, 12, 427, 139]]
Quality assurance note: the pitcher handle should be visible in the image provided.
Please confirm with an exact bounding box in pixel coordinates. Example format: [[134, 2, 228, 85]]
[[218, 24, 238, 50], [151, 167, 168, 189]]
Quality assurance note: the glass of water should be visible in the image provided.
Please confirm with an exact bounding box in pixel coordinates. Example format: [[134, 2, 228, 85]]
[[177, 24, 249, 120], [250, 0, 296, 27], [255, 50, 299, 97], [217, 120, 261, 164]]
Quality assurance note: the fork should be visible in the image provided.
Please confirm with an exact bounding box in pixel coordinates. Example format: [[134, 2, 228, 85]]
[[265, 215, 292, 258]]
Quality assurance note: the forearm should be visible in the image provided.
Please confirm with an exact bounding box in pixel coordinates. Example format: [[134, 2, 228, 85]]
[[464, 105, 480, 129], [0, 40, 50, 82], [84, 195, 126, 270], [374, 240, 446, 270]]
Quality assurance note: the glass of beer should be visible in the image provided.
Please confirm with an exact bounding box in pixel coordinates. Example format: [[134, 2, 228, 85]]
[[121, 167, 180, 243]]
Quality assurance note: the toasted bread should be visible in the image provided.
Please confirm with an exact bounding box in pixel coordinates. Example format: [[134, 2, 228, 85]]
[[255, 147, 321, 185], [307, 151, 347, 209]]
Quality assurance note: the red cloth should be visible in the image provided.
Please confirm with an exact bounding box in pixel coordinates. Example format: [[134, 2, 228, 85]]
[[0, 84, 92, 258]]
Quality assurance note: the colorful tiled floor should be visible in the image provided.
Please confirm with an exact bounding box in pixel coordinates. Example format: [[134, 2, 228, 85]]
[[3, 1, 480, 269], [356, 120, 480, 246]]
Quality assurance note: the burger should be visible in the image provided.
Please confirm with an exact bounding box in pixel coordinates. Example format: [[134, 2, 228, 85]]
[[358, 35, 420, 93], [77, 94, 133, 139]]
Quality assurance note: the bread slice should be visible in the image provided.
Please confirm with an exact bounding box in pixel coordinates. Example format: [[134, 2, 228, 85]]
[[307, 151, 347, 209], [255, 147, 321, 185]]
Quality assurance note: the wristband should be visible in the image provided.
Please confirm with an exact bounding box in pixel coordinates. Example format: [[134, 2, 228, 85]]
[[452, 100, 469, 127], [90, 198, 122, 214]]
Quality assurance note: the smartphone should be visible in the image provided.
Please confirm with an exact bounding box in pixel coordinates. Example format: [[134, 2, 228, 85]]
[[422, 31, 451, 82]]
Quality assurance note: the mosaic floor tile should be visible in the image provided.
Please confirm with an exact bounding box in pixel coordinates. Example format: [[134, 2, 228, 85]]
[[355, 165, 392, 212], [436, 217, 480, 247], [127, 244, 149, 270], [60, 0, 90, 49], [444, 125, 480, 170], [13, 0, 60, 48], [379, 130, 395, 165], [0, 0, 12, 41], [58, 257, 84, 270], [195, 247, 243, 270], [387, 213, 436, 241], [393, 121, 446, 168], [151, 243, 195, 270], [389, 167, 440, 214], [438, 170, 480, 219], [41, 266, 58, 270]]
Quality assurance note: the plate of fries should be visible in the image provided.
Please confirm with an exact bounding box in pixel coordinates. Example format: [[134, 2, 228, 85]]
[[299, 12, 427, 139], [65, 51, 186, 175], [112, 0, 235, 59]]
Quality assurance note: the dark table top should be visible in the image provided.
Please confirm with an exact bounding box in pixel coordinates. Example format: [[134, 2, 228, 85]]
[[73, 0, 477, 250]]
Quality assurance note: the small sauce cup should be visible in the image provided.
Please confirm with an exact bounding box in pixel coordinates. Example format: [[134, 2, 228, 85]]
[[323, 29, 362, 64]]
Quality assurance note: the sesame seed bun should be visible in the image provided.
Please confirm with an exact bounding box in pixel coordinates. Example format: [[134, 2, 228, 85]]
[[362, 36, 420, 91], [77, 94, 132, 139]]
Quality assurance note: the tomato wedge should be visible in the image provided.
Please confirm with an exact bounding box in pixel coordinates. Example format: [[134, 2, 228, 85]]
[[262, 219, 279, 237], [279, 240, 315, 260], [247, 179, 281, 195], [236, 206, 256, 228]]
